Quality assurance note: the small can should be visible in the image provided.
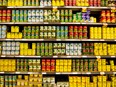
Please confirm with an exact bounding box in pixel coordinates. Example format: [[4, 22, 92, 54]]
[[40, 10, 43, 16], [36, 10, 40, 16], [106, 17, 110, 23], [28, 10, 32, 16], [19, 16, 24, 22], [40, 16, 43, 22], [28, 16, 32, 22], [2, 10, 6, 16], [7, 10, 11, 16], [6, 16, 11, 22], [2, 16, 6, 22], [70, 49, 74, 55], [36, 16, 40, 22], [66, 49, 70, 55], [20, 10, 24, 16], [32, 10, 36, 16], [16, 16, 20, 22], [32, 16, 36, 22]]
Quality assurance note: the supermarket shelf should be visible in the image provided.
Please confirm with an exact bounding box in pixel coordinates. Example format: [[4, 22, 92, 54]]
[[14, 39, 116, 41], [42, 71, 116, 75], [0, 22, 116, 25], [0, 71, 115, 75], [10, 6, 114, 10], [0, 39, 116, 41], [0, 55, 114, 58], [14, 22, 116, 25], [0, 22, 14, 24]]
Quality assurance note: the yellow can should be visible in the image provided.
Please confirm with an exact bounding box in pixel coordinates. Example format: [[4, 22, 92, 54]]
[[20, 50, 24, 55], [28, 49, 32, 55]]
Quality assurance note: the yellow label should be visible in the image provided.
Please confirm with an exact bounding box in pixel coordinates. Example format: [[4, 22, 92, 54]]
[[7, 33, 11, 38]]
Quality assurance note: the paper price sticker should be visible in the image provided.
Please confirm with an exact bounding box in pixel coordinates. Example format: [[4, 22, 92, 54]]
[[86, 72, 91, 74], [16, 72, 20, 74], [100, 72, 105, 75], [113, 72, 116, 74], [103, 23, 108, 26]]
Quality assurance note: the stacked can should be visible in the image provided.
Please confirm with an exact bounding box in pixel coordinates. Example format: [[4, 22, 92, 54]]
[[40, 0, 52, 6], [17, 59, 28, 71], [89, 0, 101, 6], [108, 0, 116, 6], [37, 43, 53, 56], [0, 25, 7, 38], [0, 45, 1, 56], [43, 77, 55, 87], [75, 12, 82, 22], [0, 0, 7, 6], [82, 43, 94, 55], [2, 42, 20, 56], [65, 0, 76, 6], [66, 43, 82, 56], [100, 10, 116, 23], [42, 59, 55, 72], [4, 75, 17, 87], [28, 59, 41, 72], [0, 10, 11, 22], [53, 43, 66, 55], [101, 0, 108, 6], [39, 26, 55, 39], [82, 10, 90, 22], [68, 26, 88, 39], [23, 26, 39, 39]]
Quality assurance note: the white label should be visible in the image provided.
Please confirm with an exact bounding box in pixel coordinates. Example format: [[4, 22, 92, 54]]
[[100, 72, 105, 75]]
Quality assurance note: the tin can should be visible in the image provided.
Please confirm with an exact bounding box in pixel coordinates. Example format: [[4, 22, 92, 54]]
[[2, 16, 6, 22], [111, 16, 115, 23], [106, 17, 110, 23], [7, 10, 11, 16], [3, 10, 6, 16]]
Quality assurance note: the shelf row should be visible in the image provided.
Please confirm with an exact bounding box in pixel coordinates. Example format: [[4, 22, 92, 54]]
[[0, 22, 115, 25], [0, 55, 116, 58], [0, 58, 115, 72], [0, 71, 115, 75], [1, 25, 116, 39], [0, 0, 115, 7], [1, 39, 116, 41], [0, 9, 115, 23], [0, 6, 116, 9], [0, 42, 116, 56], [0, 74, 116, 87]]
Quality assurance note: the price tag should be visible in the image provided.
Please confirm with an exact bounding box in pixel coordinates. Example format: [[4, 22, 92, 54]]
[[28, 72, 33, 74], [42, 72, 46, 74], [16, 72, 20, 74], [0, 72, 4, 73], [86, 72, 91, 74], [72, 72, 77, 74], [111, 56, 115, 58], [103, 23, 108, 26], [82, 56, 87, 58], [53, 56, 58, 58], [44, 22, 48, 24], [67, 56, 71, 58], [61, 22, 65, 24], [56, 73, 60, 74], [113, 72, 116, 74], [100, 72, 105, 75], [1, 55, 6, 57], [82, 7, 87, 12], [56, 39, 61, 41]]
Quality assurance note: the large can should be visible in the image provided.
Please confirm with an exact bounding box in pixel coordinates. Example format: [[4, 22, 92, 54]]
[[2, 10, 6, 16]]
